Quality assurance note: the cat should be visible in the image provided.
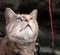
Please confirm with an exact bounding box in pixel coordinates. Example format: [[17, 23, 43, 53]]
[[0, 8, 39, 55]]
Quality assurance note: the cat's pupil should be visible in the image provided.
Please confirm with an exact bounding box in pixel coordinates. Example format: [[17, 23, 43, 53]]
[[16, 18, 22, 22]]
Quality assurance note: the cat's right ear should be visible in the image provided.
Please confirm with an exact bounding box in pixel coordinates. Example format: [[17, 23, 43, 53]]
[[30, 9, 38, 20], [5, 8, 16, 24]]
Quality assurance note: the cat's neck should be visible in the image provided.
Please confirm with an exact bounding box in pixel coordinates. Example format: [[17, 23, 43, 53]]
[[0, 36, 35, 55], [16, 42, 35, 55]]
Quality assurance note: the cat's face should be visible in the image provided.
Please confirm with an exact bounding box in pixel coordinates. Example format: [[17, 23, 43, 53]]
[[5, 8, 38, 44]]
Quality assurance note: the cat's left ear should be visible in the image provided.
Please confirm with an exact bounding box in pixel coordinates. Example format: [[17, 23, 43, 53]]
[[30, 9, 38, 19], [5, 8, 16, 24]]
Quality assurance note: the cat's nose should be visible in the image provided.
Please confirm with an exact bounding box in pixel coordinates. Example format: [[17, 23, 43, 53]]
[[25, 18, 30, 22]]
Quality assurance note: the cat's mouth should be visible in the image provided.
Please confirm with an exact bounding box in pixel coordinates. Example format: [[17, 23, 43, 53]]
[[20, 24, 32, 31]]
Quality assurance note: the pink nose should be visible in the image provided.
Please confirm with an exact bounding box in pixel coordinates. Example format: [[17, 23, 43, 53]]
[[26, 18, 30, 22]]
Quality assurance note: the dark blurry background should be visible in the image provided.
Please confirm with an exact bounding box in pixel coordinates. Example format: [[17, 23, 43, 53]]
[[0, 0, 60, 54]]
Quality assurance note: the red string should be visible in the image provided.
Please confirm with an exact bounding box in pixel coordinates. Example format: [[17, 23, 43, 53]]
[[48, 0, 54, 46]]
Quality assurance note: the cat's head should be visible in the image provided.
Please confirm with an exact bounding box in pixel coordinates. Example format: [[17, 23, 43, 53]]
[[5, 8, 38, 44]]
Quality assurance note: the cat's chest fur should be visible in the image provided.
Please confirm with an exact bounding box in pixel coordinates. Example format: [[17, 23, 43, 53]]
[[0, 8, 38, 55], [0, 38, 35, 55]]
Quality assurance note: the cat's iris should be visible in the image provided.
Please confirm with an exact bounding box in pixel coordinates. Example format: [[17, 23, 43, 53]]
[[16, 18, 22, 22]]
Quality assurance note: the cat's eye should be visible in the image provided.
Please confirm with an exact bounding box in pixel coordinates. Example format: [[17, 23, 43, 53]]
[[16, 18, 22, 22]]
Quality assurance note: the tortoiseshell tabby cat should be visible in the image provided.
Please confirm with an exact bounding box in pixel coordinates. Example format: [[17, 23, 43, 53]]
[[0, 8, 38, 55]]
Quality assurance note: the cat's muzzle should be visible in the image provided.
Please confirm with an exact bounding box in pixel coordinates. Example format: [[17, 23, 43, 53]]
[[20, 24, 32, 31]]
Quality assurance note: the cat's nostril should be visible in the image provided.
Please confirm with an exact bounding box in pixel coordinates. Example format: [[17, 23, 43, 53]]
[[25, 19, 27, 22]]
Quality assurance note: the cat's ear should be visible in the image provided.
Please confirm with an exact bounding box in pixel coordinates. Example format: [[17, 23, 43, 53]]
[[30, 9, 38, 19], [5, 8, 16, 24]]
